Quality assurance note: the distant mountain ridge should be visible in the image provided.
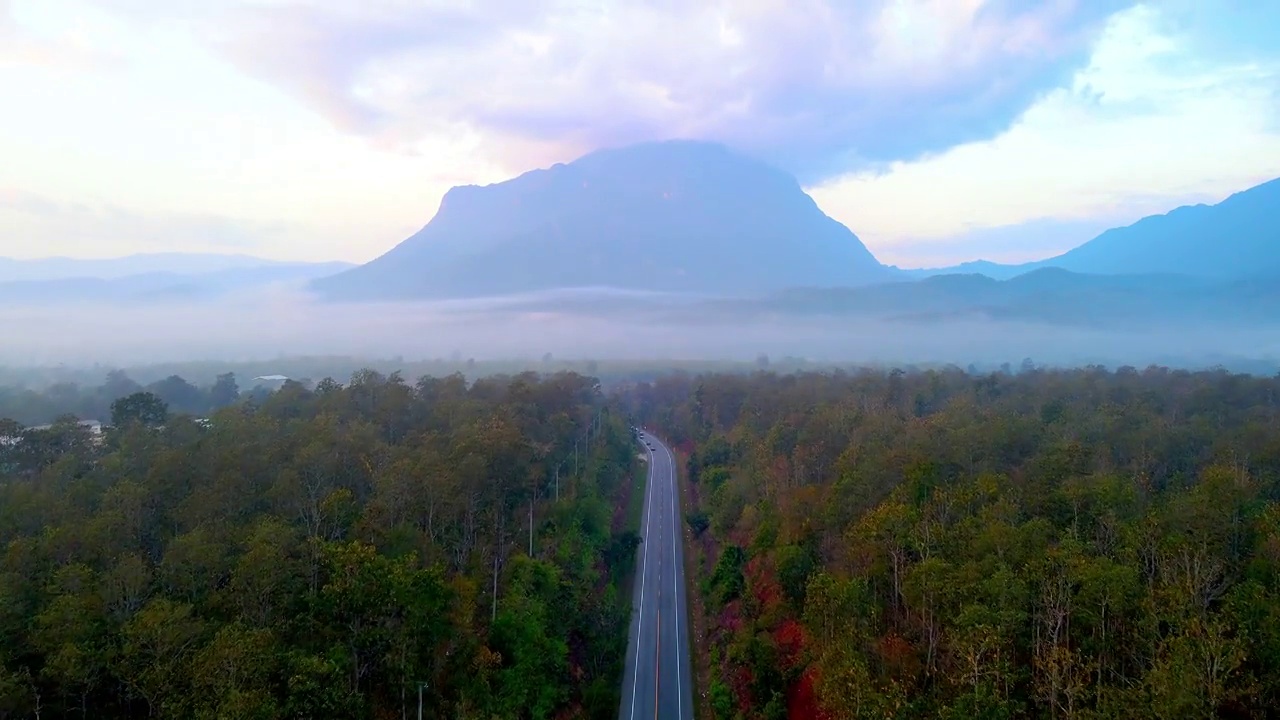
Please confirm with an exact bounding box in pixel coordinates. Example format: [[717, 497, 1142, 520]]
[[913, 177, 1280, 279], [314, 139, 1276, 304], [0, 260, 353, 304], [0, 253, 352, 283], [313, 140, 897, 300]]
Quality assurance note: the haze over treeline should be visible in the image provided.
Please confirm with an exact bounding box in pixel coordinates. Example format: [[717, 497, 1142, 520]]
[[1, 292, 1278, 373], [3, 141, 1277, 375]]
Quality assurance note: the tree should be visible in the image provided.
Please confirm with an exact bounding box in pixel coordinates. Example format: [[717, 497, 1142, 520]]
[[110, 392, 168, 428], [0, 418, 21, 438], [208, 373, 239, 409], [616, 365, 1280, 717], [147, 376, 204, 416], [101, 370, 142, 403], [0, 419, 21, 468], [119, 599, 203, 716], [3, 369, 646, 717]]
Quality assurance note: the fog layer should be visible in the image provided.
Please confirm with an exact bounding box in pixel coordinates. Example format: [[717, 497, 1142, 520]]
[[3, 286, 1277, 370]]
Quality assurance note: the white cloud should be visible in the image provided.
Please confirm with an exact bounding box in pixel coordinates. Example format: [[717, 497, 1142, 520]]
[[1, 0, 1274, 269], [82, 0, 1118, 180], [0, 0, 119, 68], [810, 4, 1280, 266], [0, 0, 510, 262], [0, 0, 1123, 263]]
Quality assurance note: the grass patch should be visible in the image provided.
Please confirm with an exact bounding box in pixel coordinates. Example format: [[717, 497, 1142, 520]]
[[612, 455, 649, 605], [626, 457, 648, 534]]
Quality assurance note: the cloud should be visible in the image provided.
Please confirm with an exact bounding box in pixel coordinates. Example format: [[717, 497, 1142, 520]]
[[0, 0, 122, 69], [87, 0, 1123, 181], [0, 188, 280, 258], [811, 3, 1280, 264], [0, 0, 513, 265]]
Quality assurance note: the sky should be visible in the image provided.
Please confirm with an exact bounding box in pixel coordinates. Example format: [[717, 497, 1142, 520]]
[[1, 0, 1278, 269]]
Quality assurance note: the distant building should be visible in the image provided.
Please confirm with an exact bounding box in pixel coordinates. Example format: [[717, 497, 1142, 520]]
[[29, 419, 104, 436], [252, 374, 291, 392], [7, 417, 106, 445]]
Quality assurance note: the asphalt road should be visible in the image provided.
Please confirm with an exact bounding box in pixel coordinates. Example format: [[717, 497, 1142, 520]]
[[619, 432, 694, 720]]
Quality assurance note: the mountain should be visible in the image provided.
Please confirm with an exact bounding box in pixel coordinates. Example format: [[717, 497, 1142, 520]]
[[1046, 177, 1280, 277], [313, 140, 896, 300], [0, 262, 354, 304], [914, 177, 1280, 279], [0, 253, 347, 283], [899, 259, 1027, 280]]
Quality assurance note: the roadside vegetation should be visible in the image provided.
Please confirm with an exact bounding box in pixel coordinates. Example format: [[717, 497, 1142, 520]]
[[0, 370, 636, 719], [620, 365, 1280, 718]]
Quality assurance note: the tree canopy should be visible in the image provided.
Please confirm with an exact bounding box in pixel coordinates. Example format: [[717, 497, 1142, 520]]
[[618, 365, 1280, 719], [0, 369, 638, 719]]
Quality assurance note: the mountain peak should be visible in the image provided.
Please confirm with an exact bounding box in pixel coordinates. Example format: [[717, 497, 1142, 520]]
[[314, 141, 894, 300]]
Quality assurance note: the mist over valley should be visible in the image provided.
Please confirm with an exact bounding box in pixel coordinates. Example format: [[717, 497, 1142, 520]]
[[3, 141, 1277, 374]]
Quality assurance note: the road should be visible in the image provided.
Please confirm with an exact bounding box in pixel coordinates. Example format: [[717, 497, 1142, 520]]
[[619, 431, 694, 720]]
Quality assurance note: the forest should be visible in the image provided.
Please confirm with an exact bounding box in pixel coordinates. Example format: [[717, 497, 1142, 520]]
[[619, 365, 1280, 719], [0, 369, 640, 719], [6, 361, 1280, 719]]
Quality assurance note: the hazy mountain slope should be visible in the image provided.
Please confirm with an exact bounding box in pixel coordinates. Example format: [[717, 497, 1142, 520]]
[[313, 140, 897, 300], [0, 262, 354, 304], [911, 177, 1280, 279], [1044, 177, 1280, 277], [0, 253, 349, 282], [898, 260, 1028, 280]]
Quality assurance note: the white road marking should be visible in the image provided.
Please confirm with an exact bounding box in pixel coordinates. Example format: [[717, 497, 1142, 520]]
[[628, 443, 656, 720]]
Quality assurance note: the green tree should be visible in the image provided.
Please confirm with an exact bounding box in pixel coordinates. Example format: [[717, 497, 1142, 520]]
[[110, 392, 168, 428], [208, 372, 240, 410]]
